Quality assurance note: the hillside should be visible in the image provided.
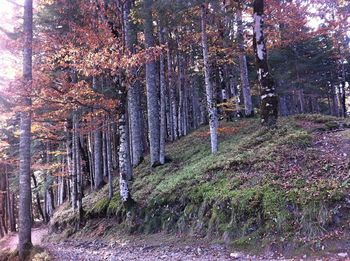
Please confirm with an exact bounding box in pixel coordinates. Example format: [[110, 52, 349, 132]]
[[49, 115, 350, 257]]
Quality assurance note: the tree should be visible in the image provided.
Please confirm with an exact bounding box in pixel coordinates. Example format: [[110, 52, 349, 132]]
[[253, 0, 278, 126], [18, 0, 33, 259], [201, 3, 218, 153], [143, 0, 161, 166], [237, 2, 253, 117]]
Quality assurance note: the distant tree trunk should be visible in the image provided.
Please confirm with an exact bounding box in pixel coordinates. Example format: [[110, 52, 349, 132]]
[[201, 4, 218, 154], [73, 113, 84, 219], [253, 0, 278, 126], [102, 126, 108, 178], [31, 174, 45, 223], [106, 121, 113, 200], [331, 84, 339, 117], [19, 0, 33, 258], [124, 0, 144, 167], [94, 117, 105, 190], [159, 24, 167, 165], [279, 96, 288, 116], [65, 118, 74, 208], [237, 6, 253, 117], [9, 193, 16, 232], [71, 118, 78, 210], [298, 89, 305, 114], [144, 0, 161, 167], [177, 54, 184, 137], [168, 45, 178, 141], [45, 142, 55, 219]]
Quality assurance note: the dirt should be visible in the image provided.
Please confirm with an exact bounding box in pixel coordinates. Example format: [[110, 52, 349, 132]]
[[2, 128, 350, 260], [0, 226, 48, 253]]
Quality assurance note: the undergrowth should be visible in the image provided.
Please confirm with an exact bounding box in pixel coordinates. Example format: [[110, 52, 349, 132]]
[[50, 114, 350, 252]]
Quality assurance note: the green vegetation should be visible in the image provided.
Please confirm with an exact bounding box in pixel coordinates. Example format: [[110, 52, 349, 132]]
[[51, 115, 350, 251]]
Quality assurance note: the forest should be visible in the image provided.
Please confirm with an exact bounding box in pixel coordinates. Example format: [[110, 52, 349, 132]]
[[0, 0, 350, 260]]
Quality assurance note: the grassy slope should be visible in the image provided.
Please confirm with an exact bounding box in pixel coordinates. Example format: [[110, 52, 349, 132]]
[[51, 115, 350, 254]]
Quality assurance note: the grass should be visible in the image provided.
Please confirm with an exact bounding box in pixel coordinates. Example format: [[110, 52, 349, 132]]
[[51, 114, 350, 252]]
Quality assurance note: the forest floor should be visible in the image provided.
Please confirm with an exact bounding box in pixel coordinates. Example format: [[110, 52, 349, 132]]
[[4, 115, 350, 260], [1, 226, 345, 260]]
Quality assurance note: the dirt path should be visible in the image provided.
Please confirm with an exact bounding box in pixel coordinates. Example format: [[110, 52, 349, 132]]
[[44, 236, 291, 261], [0, 226, 48, 253]]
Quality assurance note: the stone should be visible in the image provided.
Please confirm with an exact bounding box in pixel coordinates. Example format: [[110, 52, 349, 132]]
[[338, 253, 348, 258], [230, 252, 242, 259]]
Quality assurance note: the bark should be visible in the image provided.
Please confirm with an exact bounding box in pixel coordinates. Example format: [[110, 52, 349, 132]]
[[102, 126, 108, 178], [73, 113, 83, 219], [253, 0, 278, 126], [331, 84, 339, 116], [31, 174, 45, 223], [19, 0, 33, 258], [106, 122, 113, 200], [237, 7, 253, 117], [124, 0, 144, 167], [159, 24, 166, 165], [144, 0, 161, 166], [94, 118, 105, 190], [168, 46, 178, 141], [177, 54, 184, 137], [117, 76, 133, 205], [201, 4, 218, 154], [298, 89, 304, 114]]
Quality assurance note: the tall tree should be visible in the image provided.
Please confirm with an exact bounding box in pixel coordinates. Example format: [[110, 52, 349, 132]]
[[124, 0, 144, 167], [253, 0, 278, 126], [18, 0, 33, 258], [201, 3, 218, 153], [143, 0, 161, 167], [237, 3, 253, 117]]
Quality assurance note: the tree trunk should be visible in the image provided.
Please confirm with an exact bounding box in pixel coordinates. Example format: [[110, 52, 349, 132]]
[[106, 121, 113, 200], [117, 75, 133, 205], [168, 46, 178, 141], [31, 174, 45, 223], [19, 0, 33, 258], [201, 4, 218, 154], [144, 0, 161, 167], [124, 0, 144, 167], [159, 24, 167, 165], [73, 112, 84, 219], [237, 7, 253, 117], [94, 117, 105, 190], [253, 0, 278, 126]]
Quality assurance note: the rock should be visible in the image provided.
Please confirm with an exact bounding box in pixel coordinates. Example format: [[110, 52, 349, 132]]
[[230, 252, 242, 259], [338, 253, 348, 258]]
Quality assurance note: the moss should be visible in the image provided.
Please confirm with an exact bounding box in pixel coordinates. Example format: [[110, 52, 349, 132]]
[[52, 115, 350, 251], [294, 114, 339, 124], [86, 197, 110, 217], [106, 194, 122, 216]]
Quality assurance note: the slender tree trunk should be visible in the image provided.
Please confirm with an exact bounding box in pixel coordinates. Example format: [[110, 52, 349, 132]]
[[237, 7, 253, 117], [94, 117, 105, 190], [124, 0, 144, 167], [19, 0, 33, 258], [168, 47, 178, 141], [106, 121, 113, 199], [116, 75, 133, 206], [201, 4, 218, 154], [31, 174, 45, 223], [73, 113, 84, 219], [144, 0, 161, 167], [71, 117, 78, 210], [253, 0, 278, 126], [159, 24, 166, 165]]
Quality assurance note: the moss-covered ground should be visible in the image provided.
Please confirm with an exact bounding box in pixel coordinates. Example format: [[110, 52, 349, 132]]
[[51, 114, 350, 255]]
